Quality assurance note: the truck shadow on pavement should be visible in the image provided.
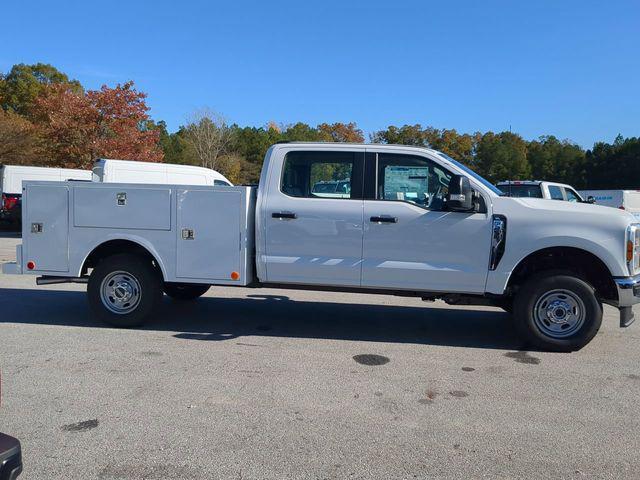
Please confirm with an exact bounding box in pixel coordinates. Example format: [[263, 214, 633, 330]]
[[0, 287, 524, 350]]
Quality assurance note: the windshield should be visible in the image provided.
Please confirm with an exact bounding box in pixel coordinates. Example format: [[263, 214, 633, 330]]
[[497, 184, 543, 198], [437, 153, 504, 196]]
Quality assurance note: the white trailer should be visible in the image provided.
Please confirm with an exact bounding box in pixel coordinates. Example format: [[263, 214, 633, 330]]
[[578, 190, 640, 219], [0, 165, 92, 226], [4, 143, 640, 352], [0, 165, 92, 195]]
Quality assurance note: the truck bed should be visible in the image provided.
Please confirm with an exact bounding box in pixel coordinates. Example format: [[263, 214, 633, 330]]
[[13, 181, 256, 285]]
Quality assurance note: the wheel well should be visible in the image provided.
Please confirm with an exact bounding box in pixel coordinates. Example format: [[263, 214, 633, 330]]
[[82, 240, 163, 278], [507, 247, 617, 302]]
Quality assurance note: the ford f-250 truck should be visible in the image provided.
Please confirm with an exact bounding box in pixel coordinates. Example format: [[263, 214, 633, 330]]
[[3, 143, 640, 351]]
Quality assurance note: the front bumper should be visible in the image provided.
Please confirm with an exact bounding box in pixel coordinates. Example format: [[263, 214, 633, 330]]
[[614, 275, 640, 307], [614, 274, 640, 327]]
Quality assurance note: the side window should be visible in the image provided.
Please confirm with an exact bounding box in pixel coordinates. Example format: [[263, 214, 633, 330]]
[[564, 188, 580, 202], [214, 179, 231, 186], [548, 185, 564, 200], [376, 153, 452, 209], [281, 151, 357, 199]]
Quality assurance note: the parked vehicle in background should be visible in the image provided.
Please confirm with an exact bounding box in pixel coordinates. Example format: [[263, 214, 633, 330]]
[[92, 159, 233, 187], [4, 143, 640, 352], [311, 179, 351, 198], [496, 180, 593, 203], [578, 190, 640, 219], [0, 165, 91, 228], [0, 432, 22, 479]]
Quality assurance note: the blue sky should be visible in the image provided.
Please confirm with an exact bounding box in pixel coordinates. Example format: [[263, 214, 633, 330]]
[[1, 0, 638, 147]]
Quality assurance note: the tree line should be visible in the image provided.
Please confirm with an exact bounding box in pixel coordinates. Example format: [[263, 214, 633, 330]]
[[1, 63, 638, 188]]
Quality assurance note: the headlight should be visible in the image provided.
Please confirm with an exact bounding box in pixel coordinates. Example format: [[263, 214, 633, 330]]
[[626, 224, 640, 275]]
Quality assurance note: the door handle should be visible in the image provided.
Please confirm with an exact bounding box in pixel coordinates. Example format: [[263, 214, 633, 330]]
[[272, 211, 297, 220], [370, 215, 398, 224]]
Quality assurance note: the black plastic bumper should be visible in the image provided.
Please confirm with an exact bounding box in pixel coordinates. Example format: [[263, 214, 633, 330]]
[[0, 433, 22, 480]]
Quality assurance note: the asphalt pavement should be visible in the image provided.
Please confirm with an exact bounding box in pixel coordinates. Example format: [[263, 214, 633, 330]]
[[1, 233, 639, 479]]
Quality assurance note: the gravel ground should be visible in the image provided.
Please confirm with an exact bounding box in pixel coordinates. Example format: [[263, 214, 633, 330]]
[[1, 233, 639, 479]]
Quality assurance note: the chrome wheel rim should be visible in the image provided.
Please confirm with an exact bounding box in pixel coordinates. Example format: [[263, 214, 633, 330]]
[[100, 271, 142, 315], [533, 289, 585, 339]]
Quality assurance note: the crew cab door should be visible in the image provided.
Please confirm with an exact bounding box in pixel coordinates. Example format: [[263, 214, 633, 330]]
[[361, 151, 492, 293], [263, 150, 364, 286]]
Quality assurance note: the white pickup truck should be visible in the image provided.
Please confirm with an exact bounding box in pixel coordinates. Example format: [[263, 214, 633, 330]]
[[3, 143, 640, 351]]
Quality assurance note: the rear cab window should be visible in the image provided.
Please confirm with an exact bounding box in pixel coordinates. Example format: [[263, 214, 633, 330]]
[[281, 151, 362, 199], [497, 184, 543, 198], [548, 185, 565, 200]]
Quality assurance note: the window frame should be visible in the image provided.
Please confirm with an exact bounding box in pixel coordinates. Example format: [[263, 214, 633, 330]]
[[548, 185, 565, 201], [278, 150, 364, 201], [563, 187, 582, 203], [363, 152, 454, 210]]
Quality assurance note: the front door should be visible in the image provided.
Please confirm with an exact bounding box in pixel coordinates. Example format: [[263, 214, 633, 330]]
[[361, 151, 492, 294], [263, 150, 364, 286]]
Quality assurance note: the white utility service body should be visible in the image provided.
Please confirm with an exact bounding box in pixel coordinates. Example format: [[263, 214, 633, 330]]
[[4, 143, 640, 351]]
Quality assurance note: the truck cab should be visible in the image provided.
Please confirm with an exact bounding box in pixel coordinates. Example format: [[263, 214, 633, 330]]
[[4, 143, 640, 352]]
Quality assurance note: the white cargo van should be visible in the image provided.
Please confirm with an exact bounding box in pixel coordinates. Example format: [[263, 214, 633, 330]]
[[0, 165, 92, 226], [578, 190, 640, 219], [92, 159, 233, 187]]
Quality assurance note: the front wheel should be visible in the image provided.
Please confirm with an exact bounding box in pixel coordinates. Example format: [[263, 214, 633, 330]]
[[164, 283, 209, 301], [513, 273, 602, 352], [88, 254, 162, 327]]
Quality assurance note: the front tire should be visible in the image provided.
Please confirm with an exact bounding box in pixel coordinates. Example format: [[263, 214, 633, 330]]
[[164, 283, 209, 301], [88, 254, 162, 327], [513, 273, 602, 352]]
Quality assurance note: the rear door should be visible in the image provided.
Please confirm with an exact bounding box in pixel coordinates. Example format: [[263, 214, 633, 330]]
[[361, 151, 492, 293], [263, 150, 364, 286]]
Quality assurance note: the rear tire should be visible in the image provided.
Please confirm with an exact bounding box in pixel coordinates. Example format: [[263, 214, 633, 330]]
[[88, 254, 162, 327], [513, 273, 602, 352], [164, 283, 209, 301]]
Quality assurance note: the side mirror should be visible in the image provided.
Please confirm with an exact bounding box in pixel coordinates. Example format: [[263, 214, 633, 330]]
[[447, 175, 473, 211], [586, 196, 596, 204]]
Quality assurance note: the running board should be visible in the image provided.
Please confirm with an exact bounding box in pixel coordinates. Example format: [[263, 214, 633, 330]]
[[36, 276, 89, 285]]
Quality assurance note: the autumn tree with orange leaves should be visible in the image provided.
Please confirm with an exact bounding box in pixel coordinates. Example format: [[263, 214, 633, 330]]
[[31, 81, 163, 169]]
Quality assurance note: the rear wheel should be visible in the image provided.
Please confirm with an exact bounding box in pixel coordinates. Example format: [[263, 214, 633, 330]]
[[88, 254, 162, 327], [164, 283, 209, 301], [513, 273, 602, 352]]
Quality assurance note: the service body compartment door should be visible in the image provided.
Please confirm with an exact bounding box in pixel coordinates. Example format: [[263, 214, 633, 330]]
[[74, 186, 171, 230], [176, 189, 242, 280], [24, 184, 69, 272]]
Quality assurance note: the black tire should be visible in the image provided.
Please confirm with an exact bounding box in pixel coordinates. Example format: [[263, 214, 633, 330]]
[[88, 253, 162, 327], [513, 273, 602, 352], [164, 283, 209, 301], [496, 298, 513, 314]]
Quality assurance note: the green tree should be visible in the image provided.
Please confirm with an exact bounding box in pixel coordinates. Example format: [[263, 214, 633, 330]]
[[0, 63, 82, 116], [527, 136, 585, 185], [475, 131, 530, 182], [583, 135, 640, 189]]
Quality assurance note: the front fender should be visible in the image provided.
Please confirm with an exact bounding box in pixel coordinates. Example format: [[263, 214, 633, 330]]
[[486, 235, 624, 295]]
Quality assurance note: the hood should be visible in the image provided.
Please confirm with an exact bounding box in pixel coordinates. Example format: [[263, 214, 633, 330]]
[[495, 196, 637, 224]]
